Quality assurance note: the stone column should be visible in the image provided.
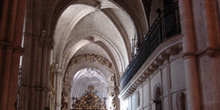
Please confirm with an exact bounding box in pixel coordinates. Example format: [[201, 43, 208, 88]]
[[40, 33, 54, 110], [199, 0, 220, 109], [55, 70, 63, 110], [18, 29, 53, 110], [203, 0, 220, 52], [179, 0, 202, 110], [17, 0, 55, 109], [0, 0, 26, 110]]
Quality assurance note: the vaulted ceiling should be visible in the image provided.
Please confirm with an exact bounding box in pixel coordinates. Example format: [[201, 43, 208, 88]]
[[54, 1, 136, 73], [53, 0, 137, 93]]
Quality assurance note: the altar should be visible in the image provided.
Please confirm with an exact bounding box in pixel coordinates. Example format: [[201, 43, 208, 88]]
[[71, 91, 107, 110]]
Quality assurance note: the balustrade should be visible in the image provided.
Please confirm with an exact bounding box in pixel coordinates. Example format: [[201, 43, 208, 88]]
[[121, 2, 181, 89]]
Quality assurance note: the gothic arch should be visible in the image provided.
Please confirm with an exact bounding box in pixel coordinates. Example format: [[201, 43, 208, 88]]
[[67, 54, 117, 85], [153, 84, 162, 110], [48, 0, 145, 43], [52, 2, 136, 76]]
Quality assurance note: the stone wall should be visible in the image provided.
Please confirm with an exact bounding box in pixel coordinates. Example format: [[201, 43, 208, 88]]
[[121, 52, 187, 110]]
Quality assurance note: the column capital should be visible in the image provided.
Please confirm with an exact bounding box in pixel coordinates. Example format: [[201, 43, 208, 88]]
[[51, 63, 65, 76], [39, 30, 54, 49], [24, 31, 54, 49]]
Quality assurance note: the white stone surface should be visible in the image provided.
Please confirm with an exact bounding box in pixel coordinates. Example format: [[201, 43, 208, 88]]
[[121, 54, 187, 110], [53, 2, 136, 74]]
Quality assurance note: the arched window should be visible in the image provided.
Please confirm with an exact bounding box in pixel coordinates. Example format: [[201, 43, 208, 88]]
[[177, 92, 186, 110], [154, 87, 162, 110]]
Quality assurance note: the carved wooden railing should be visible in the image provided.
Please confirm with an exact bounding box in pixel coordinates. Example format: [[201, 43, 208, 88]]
[[120, 2, 181, 89]]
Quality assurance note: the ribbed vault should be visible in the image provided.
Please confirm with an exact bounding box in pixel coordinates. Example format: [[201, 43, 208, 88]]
[[52, 0, 137, 109], [53, 0, 136, 74]]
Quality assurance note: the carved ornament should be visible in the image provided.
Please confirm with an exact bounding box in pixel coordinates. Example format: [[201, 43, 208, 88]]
[[71, 54, 115, 73]]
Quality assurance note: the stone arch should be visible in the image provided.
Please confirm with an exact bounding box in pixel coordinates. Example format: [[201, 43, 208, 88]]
[[49, 1, 139, 110], [153, 83, 162, 110], [176, 92, 186, 110], [67, 54, 117, 86], [59, 32, 126, 76], [66, 54, 118, 110], [52, 3, 135, 76]]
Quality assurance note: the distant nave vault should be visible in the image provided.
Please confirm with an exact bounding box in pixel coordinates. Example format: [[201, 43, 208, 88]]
[[0, 0, 220, 110]]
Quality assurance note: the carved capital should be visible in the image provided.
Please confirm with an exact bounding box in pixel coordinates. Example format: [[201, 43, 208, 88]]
[[38, 30, 54, 49], [39, 37, 54, 49]]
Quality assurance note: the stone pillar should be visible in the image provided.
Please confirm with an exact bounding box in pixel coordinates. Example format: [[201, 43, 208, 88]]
[[203, 0, 220, 51], [179, 0, 202, 110], [0, 0, 26, 110], [199, 0, 220, 109], [18, 30, 53, 110], [17, 0, 55, 109], [39, 34, 53, 110], [55, 70, 63, 110]]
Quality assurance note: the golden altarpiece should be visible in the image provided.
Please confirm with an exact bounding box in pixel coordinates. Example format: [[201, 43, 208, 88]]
[[71, 86, 107, 110]]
